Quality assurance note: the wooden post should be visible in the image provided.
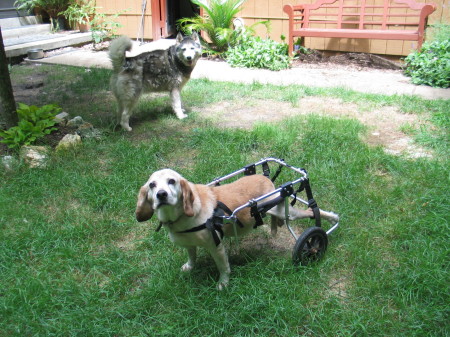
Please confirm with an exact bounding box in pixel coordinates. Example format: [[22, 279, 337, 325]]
[[0, 27, 18, 129]]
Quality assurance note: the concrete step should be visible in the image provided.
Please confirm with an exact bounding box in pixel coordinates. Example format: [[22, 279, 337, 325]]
[[5, 31, 93, 58], [0, 16, 41, 29], [2, 24, 52, 39]]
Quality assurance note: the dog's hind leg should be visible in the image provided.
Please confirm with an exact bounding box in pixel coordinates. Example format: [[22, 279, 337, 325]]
[[181, 247, 197, 272], [270, 215, 284, 237], [117, 98, 138, 132], [120, 106, 134, 132], [170, 88, 187, 119], [268, 204, 339, 225]]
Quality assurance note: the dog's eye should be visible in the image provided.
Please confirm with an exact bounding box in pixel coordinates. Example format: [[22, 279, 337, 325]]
[[149, 182, 156, 189], [168, 178, 176, 185]]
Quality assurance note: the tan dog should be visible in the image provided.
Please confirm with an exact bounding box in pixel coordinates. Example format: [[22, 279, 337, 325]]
[[136, 169, 339, 290]]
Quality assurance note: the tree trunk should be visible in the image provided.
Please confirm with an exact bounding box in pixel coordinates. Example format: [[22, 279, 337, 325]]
[[0, 27, 18, 129]]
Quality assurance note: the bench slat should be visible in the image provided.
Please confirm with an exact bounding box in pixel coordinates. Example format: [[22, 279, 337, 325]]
[[294, 20, 421, 25], [293, 28, 419, 39]]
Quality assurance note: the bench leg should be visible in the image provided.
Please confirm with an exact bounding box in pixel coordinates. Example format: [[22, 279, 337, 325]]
[[288, 37, 294, 56]]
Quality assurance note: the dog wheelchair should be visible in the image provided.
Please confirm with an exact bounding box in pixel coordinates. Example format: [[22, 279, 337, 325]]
[[207, 157, 339, 266]]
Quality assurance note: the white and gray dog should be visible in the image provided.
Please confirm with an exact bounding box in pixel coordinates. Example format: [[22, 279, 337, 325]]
[[109, 32, 202, 131]]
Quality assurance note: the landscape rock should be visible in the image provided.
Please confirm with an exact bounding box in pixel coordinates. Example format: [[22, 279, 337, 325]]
[[67, 116, 84, 127], [56, 134, 82, 151], [1, 155, 19, 171], [54, 112, 70, 126], [76, 122, 102, 139], [20, 146, 50, 168]]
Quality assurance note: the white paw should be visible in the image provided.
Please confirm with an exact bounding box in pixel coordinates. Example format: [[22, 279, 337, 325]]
[[329, 212, 339, 225], [181, 262, 194, 272], [216, 275, 229, 290], [217, 281, 228, 291], [176, 113, 188, 120], [121, 123, 132, 132]]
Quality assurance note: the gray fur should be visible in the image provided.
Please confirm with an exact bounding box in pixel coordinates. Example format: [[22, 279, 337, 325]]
[[109, 32, 202, 131]]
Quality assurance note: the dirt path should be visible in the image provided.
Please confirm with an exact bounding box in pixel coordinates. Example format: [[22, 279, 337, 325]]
[[196, 97, 432, 158]]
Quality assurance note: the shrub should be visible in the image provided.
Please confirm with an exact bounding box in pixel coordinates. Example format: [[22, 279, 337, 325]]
[[404, 25, 450, 88], [225, 34, 291, 71], [0, 103, 60, 150], [178, 0, 246, 53]]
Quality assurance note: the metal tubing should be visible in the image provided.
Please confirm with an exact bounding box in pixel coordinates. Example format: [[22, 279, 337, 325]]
[[285, 197, 298, 240], [229, 176, 307, 218], [207, 157, 308, 186], [206, 157, 339, 239], [326, 222, 339, 236]]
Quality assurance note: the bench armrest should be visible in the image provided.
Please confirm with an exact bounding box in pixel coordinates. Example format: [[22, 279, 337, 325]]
[[283, 4, 305, 16]]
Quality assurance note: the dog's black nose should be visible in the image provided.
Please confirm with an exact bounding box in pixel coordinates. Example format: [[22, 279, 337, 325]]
[[186, 56, 192, 61], [156, 190, 168, 200]]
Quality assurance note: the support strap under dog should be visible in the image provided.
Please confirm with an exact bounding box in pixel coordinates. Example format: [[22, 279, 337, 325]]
[[178, 217, 224, 246], [174, 201, 239, 246]]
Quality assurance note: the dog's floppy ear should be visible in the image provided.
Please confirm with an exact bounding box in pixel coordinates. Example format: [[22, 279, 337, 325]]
[[176, 32, 183, 44], [180, 178, 195, 217], [135, 184, 154, 222], [191, 31, 200, 44]]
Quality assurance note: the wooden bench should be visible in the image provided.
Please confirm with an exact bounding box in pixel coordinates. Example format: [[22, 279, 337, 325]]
[[283, 0, 436, 55]]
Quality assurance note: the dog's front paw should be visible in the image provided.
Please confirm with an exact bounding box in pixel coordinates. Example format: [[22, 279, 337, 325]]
[[217, 280, 228, 291], [121, 123, 132, 132], [176, 112, 188, 120], [217, 274, 229, 291], [181, 262, 194, 272]]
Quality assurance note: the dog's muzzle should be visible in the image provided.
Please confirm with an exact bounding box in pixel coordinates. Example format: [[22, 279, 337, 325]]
[[156, 190, 168, 201]]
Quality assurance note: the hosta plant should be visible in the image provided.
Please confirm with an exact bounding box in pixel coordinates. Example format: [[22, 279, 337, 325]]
[[0, 104, 60, 150]]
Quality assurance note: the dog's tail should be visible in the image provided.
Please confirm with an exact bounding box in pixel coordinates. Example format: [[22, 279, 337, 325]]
[[109, 36, 133, 72]]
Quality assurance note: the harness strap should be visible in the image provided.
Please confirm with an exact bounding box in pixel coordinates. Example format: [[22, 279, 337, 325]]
[[262, 161, 270, 177], [301, 178, 322, 227], [271, 164, 284, 183], [216, 201, 243, 228], [174, 201, 238, 246], [251, 204, 264, 228], [178, 219, 224, 246], [308, 198, 322, 227]]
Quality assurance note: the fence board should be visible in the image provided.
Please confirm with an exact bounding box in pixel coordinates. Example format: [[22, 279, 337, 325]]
[[96, 0, 444, 56]]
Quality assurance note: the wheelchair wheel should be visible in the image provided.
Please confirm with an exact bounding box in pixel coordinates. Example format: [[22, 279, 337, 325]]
[[292, 226, 328, 266]]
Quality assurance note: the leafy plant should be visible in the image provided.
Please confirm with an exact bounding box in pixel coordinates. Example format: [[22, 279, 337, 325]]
[[404, 25, 450, 88], [225, 33, 291, 71], [59, 0, 97, 29], [0, 103, 60, 150], [178, 0, 247, 53], [14, 0, 71, 31], [90, 10, 126, 45]]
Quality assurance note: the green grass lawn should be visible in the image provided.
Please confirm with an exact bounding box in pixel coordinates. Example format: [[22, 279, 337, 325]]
[[1, 65, 449, 336]]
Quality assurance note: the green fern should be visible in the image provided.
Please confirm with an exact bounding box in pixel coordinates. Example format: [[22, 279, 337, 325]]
[[178, 0, 246, 53]]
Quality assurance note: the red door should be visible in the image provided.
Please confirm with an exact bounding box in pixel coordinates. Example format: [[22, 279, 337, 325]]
[[151, 0, 167, 40]]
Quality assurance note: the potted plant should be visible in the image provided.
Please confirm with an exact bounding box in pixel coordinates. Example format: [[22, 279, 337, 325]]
[[15, 0, 71, 31], [60, 0, 97, 32]]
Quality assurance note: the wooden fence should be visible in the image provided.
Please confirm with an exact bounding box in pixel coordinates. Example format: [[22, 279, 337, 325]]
[[96, 0, 448, 56]]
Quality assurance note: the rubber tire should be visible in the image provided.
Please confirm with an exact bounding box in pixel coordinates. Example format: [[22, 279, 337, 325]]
[[292, 226, 328, 266]]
